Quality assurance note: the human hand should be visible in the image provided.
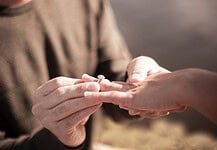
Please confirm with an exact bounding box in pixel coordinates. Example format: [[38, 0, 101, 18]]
[[32, 77, 102, 147], [84, 72, 188, 119], [127, 56, 170, 84], [124, 56, 172, 118], [82, 73, 172, 118]]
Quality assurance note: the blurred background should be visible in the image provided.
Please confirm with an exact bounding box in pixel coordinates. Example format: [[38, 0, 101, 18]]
[[93, 0, 217, 149]]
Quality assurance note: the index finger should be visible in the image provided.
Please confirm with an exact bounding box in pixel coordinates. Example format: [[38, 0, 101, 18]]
[[37, 77, 80, 96], [81, 74, 98, 82]]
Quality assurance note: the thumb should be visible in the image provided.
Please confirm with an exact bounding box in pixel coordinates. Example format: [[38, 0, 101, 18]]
[[127, 56, 157, 83]]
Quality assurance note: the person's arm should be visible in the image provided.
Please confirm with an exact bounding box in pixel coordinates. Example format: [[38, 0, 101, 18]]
[[84, 68, 217, 124], [183, 68, 217, 124]]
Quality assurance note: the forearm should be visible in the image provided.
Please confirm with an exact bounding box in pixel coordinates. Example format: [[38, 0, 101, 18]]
[[184, 68, 217, 124]]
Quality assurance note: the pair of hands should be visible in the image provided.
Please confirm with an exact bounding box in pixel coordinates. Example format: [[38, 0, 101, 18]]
[[32, 56, 187, 147], [85, 56, 187, 118]]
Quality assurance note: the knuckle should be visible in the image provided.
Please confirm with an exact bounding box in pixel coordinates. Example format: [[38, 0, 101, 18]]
[[110, 91, 117, 98], [55, 87, 65, 98], [31, 103, 44, 117], [109, 92, 117, 104], [75, 84, 85, 95], [109, 91, 116, 100], [127, 92, 133, 100], [102, 83, 111, 91], [124, 92, 133, 106], [52, 77, 64, 87], [63, 119, 76, 132], [31, 105, 38, 116], [53, 104, 67, 116], [32, 103, 49, 121]]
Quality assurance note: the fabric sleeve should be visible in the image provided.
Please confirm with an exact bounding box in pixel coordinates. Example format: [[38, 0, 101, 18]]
[[0, 128, 86, 150]]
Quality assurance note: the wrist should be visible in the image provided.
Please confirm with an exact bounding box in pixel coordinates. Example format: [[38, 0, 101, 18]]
[[179, 68, 213, 107], [172, 68, 199, 106], [184, 68, 217, 106], [60, 126, 86, 148]]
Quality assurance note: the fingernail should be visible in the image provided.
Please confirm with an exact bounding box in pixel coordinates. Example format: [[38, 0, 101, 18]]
[[82, 74, 89, 79], [131, 74, 145, 81], [84, 91, 92, 97]]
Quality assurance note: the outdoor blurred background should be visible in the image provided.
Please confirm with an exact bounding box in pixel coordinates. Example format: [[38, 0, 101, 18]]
[[93, 0, 217, 149]]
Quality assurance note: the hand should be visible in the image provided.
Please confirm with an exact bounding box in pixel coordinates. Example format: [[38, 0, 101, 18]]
[[32, 77, 102, 147], [84, 72, 188, 119], [121, 56, 171, 118], [127, 56, 170, 84], [82, 74, 172, 118]]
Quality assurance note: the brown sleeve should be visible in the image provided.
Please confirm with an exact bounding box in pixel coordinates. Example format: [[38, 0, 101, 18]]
[[0, 128, 84, 150]]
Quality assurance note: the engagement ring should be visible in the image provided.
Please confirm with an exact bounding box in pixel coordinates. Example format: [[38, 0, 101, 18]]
[[97, 75, 105, 83]]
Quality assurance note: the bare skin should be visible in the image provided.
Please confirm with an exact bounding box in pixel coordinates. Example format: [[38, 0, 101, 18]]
[[0, 0, 31, 7], [32, 77, 102, 147], [32, 55, 217, 148], [84, 57, 217, 124], [32, 56, 164, 147], [83, 56, 174, 118]]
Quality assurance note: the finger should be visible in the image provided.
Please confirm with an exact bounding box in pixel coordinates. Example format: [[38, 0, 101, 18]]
[[147, 67, 170, 77], [119, 105, 130, 110], [81, 74, 112, 91], [82, 74, 111, 86], [37, 77, 80, 97], [84, 91, 132, 106], [80, 116, 89, 126], [81, 74, 98, 82], [127, 57, 154, 83], [167, 105, 187, 112], [56, 104, 102, 132], [127, 66, 148, 83], [100, 80, 134, 92], [128, 109, 140, 115], [127, 56, 160, 83], [125, 108, 171, 118], [139, 111, 170, 119], [150, 105, 187, 112], [41, 82, 100, 109], [159, 67, 170, 73], [48, 97, 102, 121]]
